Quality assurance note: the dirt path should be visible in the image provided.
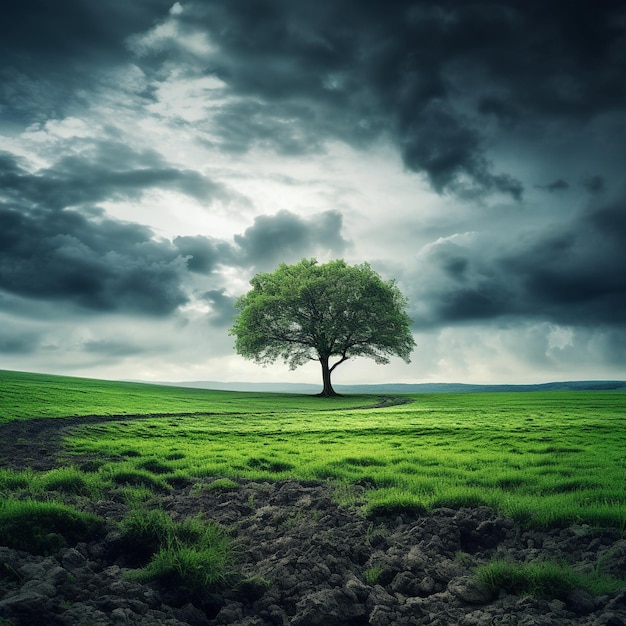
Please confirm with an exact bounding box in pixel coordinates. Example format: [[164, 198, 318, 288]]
[[0, 413, 150, 471], [0, 396, 413, 471]]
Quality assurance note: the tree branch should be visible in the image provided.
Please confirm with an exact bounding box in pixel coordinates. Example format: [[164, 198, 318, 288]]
[[329, 352, 349, 373]]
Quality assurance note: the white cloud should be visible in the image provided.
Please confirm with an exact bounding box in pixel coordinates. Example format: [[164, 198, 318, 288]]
[[127, 9, 215, 58], [170, 2, 184, 17], [146, 73, 228, 123]]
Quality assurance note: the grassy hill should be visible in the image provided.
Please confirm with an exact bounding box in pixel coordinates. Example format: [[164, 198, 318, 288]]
[[1, 368, 625, 529], [0, 369, 371, 423]]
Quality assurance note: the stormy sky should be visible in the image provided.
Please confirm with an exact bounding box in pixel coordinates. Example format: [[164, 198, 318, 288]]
[[1, 0, 625, 385]]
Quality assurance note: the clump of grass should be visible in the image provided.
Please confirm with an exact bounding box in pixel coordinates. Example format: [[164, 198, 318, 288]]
[[364, 490, 427, 519], [0, 469, 32, 492], [175, 515, 225, 546], [475, 559, 626, 599], [164, 473, 193, 488], [363, 565, 384, 585], [110, 469, 170, 492], [365, 522, 388, 547], [246, 457, 294, 473], [117, 485, 159, 506], [37, 467, 93, 496], [336, 457, 387, 468], [494, 476, 527, 491], [126, 513, 233, 595], [207, 478, 240, 492], [120, 508, 175, 556], [78, 459, 104, 472], [120, 448, 142, 458], [136, 458, 173, 475], [578, 502, 626, 532], [0, 499, 104, 555], [310, 466, 344, 481], [133, 541, 229, 593], [476, 560, 577, 599], [503, 495, 626, 530], [431, 494, 489, 509]]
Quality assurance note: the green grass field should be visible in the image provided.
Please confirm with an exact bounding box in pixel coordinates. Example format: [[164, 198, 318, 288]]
[[1, 369, 625, 530], [0, 369, 370, 422]]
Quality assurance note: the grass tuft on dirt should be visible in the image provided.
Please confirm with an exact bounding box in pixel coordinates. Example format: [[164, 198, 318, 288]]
[[123, 509, 233, 596], [475, 559, 626, 599], [0, 499, 104, 555]]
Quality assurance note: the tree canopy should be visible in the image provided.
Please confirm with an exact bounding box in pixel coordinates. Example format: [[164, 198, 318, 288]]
[[230, 258, 415, 396]]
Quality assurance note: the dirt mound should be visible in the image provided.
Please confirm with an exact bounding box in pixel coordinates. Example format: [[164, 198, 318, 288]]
[[2, 477, 626, 625]]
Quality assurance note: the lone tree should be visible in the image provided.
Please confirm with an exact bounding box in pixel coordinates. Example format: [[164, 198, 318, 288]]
[[230, 258, 415, 396]]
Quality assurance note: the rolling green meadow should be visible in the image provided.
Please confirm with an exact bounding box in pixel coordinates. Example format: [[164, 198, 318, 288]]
[[1, 369, 625, 531]]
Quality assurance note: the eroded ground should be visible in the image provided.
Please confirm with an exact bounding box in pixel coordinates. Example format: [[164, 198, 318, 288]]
[[1, 416, 625, 625]]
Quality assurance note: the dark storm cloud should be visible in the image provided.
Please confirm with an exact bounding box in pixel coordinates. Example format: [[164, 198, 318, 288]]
[[234, 210, 348, 269], [0, 143, 234, 210], [0, 202, 348, 315], [503, 195, 626, 327], [173, 235, 235, 274], [175, 210, 349, 275], [0, 1, 170, 64], [0, 201, 188, 315], [0, 152, 189, 314], [0, 0, 171, 121], [167, 0, 625, 199], [201, 289, 237, 327], [3, 2, 624, 200], [0, 150, 350, 314], [0, 143, 244, 315], [412, 191, 626, 328]]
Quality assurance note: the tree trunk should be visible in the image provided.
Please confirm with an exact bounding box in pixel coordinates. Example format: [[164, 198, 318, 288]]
[[318, 356, 339, 397]]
